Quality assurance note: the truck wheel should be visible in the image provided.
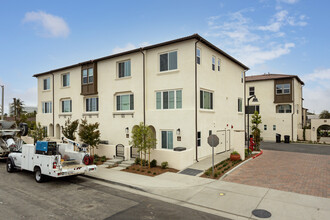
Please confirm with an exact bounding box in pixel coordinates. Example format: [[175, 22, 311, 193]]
[[6, 159, 14, 173], [34, 167, 44, 183]]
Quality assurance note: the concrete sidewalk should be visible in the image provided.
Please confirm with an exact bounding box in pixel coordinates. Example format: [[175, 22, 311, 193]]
[[85, 166, 330, 220]]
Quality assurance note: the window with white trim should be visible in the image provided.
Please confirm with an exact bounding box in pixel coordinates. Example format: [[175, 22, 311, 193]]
[[43, 126, 48, 137], [161, 130, 173, 149], [276, 84, 290, 94], [218, 59, 221, 71], [238, 98, 243, 112], [83, 68, 94, 84], [156, 90, 182, 109], [43, 78, 50, 90], [249, 87, 255, 96], [61, 99, 72, 113], [42, 101, 52, 113], [116, 94, 134, 111], [196, 48, 201, 64], [212, 56, 215, 71], [118, 60, 131, 78], [85, 97, 98, 112], [200, 90, 213, 110], [276, 104, 291, 113], [62, 73, 70, 87], [160, 51, 177, 72]]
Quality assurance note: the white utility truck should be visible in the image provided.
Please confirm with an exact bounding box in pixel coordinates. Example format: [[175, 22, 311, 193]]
[[7, 138, 97, 183]]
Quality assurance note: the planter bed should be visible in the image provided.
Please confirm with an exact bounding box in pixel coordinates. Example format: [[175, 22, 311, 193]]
[[201, 153, 257, 180], [122, 164, 179, 177]]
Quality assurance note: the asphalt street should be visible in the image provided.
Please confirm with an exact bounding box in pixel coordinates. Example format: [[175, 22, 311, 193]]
[[0, 161, 226, 220], [260, 141, 330, 155]]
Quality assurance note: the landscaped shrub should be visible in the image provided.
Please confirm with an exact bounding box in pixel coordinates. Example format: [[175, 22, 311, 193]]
[[204, 170, 211, 176], [231, 151, 239, 155], [150, 159, 157, 168], [142, 159, 148, 166], [214, 173, 218, 178], [94, 154, 100, 161], [161, 161, 168, 169], [100, 156, 106, 162], [135, 157, 141, 165], [153, 172, 156, 175], [147, 171, 151, 173]]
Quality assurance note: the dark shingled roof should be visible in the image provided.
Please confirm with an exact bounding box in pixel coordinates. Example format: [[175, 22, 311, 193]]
[[33, 33, 249, 77], [246, 74, 304, 85]]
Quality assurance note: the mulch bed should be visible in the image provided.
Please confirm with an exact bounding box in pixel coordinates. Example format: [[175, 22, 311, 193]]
[[201, 153, 257, 180], [122, 164, 179, 177]]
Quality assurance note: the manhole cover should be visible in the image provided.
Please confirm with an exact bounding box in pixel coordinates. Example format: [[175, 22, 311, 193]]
[[252, 209, 271, 218]]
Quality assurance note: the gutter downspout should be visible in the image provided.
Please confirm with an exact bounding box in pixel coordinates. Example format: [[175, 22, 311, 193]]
[[140, 48, 146, 125], [243, 70, 247, 151], [195, 39, 200, 162], [51, 73, 55, 137], [291, 79, 294, 141]]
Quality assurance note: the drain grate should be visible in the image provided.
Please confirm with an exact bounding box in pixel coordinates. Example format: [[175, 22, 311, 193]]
[[179, 168, 203, 176], [252, 209, 271, 218]]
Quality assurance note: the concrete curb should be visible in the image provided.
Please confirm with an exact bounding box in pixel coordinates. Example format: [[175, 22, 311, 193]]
[[82, 174, 146, 192], [219, 157, 253, 181]]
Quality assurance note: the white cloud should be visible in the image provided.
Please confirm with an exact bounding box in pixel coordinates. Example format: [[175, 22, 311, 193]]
[[278, 0, 299, 4], [303, 68, 330, 81], [23, 11, 70, 38], [112, 42, 150, 54]]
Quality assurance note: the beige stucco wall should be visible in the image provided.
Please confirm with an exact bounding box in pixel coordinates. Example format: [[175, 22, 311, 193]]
[[36, 39, 246, 169], [297, 128, 311, 141], [246, 78, 303, 142]]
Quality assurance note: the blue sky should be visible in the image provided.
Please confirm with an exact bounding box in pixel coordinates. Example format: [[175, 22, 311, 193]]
[[0, 0, 329, 113]]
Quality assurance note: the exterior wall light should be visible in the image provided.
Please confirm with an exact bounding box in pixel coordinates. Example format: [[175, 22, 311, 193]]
[[125, 127, 129, 134], [176, 128, 181, 136]]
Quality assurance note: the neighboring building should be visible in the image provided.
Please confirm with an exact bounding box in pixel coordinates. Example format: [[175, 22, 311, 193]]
[[9, 104, 37, 115], [34, 34, 248, 169], [245, 73, 305, 142]]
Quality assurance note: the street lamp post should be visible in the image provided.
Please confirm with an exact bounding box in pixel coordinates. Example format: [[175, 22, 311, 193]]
[[0, 85, 4, 120], [246, 94, 258, 155]]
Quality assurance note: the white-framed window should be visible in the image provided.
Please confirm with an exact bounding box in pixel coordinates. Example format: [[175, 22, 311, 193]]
[[200, 90, 213, 110], [83, 68, 94, 84], [62, 73, 70, 87], [43, 78, 50, 90], [218, 59, 221, 71], [85, 97, 98, 112], [273, 125, 276, 131], [249, 87, 255, 96], [212, 56, 215, 71], [160, 51, 177, 72], [43, 126, 48, 137], [156, 90, 182, 110], [116, 94, 134, 111], [197, 131, 201, 147], [42, 101, 52, 113], [241, 72, 244, 83], [161, 130, 173, 149], [196, 48, 201, 64], [118, 60, 131, 78], [276, 104, 291, 113], [61, 99, 72, 113], [238, 98, 243, 112], [264, 125, 267, 130], [276, 83, 290, 94]]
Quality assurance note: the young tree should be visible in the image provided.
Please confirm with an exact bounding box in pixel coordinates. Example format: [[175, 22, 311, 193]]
[[251, 111, 262, 151], [319, 110, 330, 119], [11, 98, 25, 122], [130, 122, 157, 168], [29, 122, 46, 144], [62, 118, 79, 140], [78, 118, 100, 156]]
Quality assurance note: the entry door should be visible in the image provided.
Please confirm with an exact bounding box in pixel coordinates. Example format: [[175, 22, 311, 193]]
[[216, 131, 226, 154]]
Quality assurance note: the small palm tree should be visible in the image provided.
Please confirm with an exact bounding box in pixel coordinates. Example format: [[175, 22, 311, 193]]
[[11, 98, 25, 122]]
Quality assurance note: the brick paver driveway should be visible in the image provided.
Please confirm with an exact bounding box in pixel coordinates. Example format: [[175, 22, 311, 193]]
[[223, 149, 330, 198]]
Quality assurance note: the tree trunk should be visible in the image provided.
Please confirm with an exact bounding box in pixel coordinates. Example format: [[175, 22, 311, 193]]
[[140, 150, 142, 167], [148, 148, 150, 169]]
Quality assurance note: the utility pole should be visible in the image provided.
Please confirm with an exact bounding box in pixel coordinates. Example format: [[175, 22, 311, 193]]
[[1, 85, 4, 120]]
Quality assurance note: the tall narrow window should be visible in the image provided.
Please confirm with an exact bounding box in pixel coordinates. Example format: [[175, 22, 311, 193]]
[[212, 57, 215, 71], [61, 100, 72, 113], [118, 60, 131, 78], [264, 125, 267, 131], [249, 87, 255, 96], [82, 69, 88, 84], [42, 101, 52, 113], [238, 98, 243, 112], [218, 59, 221, 71], [156, 90, 182, 109], [62, 73, 70, 87], [43, 78, 50, 90], [160, 51, 177, 72], [86, 97, 98, 112], [196, 48, 201, 64], [273, 125, 276, 131], [161, 131, 173, 149], [197, 131, 201, 146], [200, 90, 213, 110], [88, 68, 94, 83], [116, 94, 134, 111]]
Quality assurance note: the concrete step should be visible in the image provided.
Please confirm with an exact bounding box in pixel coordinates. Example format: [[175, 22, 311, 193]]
[[104, 161, 117, 166], [105, 158, 123, 164], [121, 160, 135, 166], [118, 163, 132, 168]]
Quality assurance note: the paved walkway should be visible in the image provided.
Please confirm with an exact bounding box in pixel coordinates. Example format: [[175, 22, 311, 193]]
[[223, 149, 330, 198], [85, 165, 330, 219]]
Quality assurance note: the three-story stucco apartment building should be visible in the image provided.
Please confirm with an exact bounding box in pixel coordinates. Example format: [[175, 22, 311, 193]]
[[34, 34, 249, 169], [245, 74, 305, 142]]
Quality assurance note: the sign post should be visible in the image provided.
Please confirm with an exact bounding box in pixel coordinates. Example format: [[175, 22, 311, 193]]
[[207, 134, 219, 177]]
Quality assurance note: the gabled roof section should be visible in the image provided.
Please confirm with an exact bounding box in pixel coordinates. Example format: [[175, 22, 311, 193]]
[[33, 34, 249, 77], [246, 73, 304, 85]]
